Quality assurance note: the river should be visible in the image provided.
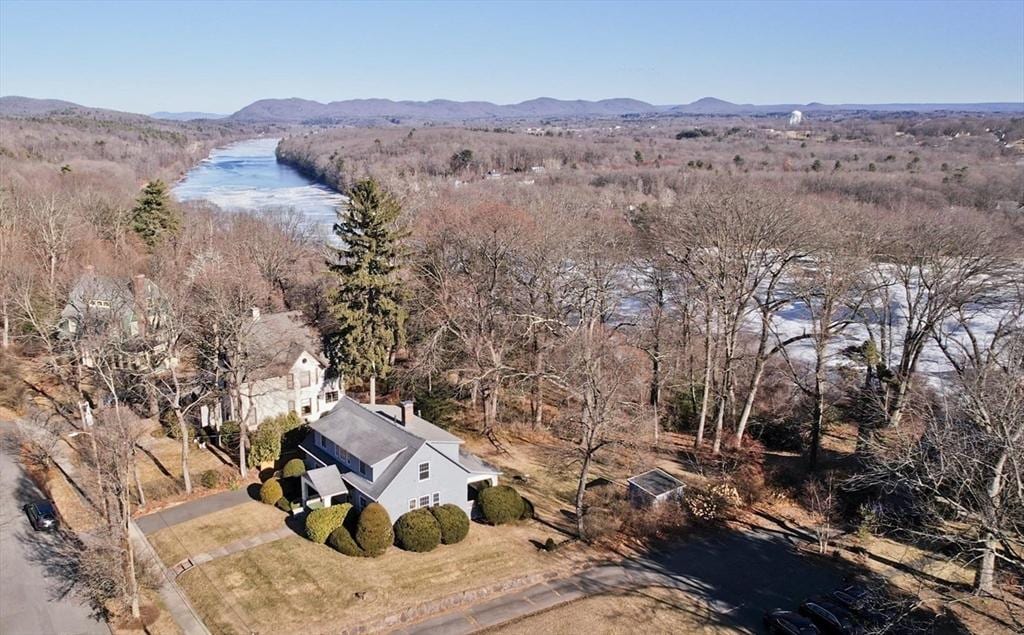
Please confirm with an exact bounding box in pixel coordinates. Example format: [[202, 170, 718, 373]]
[[173, 137, 345, 236]]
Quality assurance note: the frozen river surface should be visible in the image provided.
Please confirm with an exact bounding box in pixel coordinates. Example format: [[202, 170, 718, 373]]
[[173, 137, 345, 235]]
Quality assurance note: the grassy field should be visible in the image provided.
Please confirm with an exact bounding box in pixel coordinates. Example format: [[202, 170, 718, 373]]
[[148, 501, 287, 566], [178, 520, 568, 635], [485, 587, 743, 635], [136, 431, 233, 503]]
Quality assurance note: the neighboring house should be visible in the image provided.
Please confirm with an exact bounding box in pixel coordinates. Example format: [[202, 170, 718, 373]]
[[298, 397, 500, 520], [205, 309, 340, 430], [59, 265, 167, 366]]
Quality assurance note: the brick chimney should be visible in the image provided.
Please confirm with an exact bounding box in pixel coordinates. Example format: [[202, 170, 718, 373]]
[[133, 274, 147, 337], [400, 400, 415, 425]]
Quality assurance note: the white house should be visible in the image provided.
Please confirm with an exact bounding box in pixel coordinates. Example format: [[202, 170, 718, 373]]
[[298, 397, 500, 520], [203, 309, 340, 430]]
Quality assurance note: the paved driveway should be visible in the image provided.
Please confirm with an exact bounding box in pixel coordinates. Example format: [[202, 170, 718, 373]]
[[403, 525, 846, 634], [0, 437, 109, 635]]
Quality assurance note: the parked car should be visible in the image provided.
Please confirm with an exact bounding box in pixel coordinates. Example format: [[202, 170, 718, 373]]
[[828, 586, 888, 627], [799, 599, 862, 635], [764, 609, 820, 634], [830, 585, 870, 609], [24, 500, 59, 531]]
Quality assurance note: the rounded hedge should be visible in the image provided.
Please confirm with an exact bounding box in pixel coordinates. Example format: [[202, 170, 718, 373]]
[[355, 502, 393, 557], [479, 485, 525, 525], [259, 478, 283, 505], [430, 504, 470, 545], [520, 497, 535, 520], [305, 503, 353, 544], [328, 526, 365, 557], [394, 509, 441, 553], [282, 458, 306, 479]]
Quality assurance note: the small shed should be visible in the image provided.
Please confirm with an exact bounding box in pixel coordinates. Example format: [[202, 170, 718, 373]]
[[627, 468, 685, 508]]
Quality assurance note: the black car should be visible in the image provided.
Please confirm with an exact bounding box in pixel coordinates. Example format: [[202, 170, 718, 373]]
[[799, 599, 862, 635], [24, 500, 59, 531], [764, 609, 820, 634], [829, 586, 888, 627], [830, 585, 871, 610]]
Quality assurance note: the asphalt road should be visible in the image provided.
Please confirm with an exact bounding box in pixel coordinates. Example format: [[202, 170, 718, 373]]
[[403, 525, 846, 634], [0, 435, 109, 635]]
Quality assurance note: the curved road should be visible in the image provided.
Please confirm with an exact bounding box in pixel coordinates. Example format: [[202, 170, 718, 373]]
[[0, 436, 109, 635]]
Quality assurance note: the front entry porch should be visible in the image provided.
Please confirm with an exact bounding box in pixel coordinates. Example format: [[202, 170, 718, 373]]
[[301, 465, 349, 509]]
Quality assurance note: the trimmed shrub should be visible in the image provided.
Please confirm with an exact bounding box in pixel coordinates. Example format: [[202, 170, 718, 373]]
[[305, 503, 353, 544], [394, 509, 441, 553], [259, 478, 283, 505], [328, 526, 365, 557], [479, 485, 525, 525], [355, 503, 393, 557], [199, 469, 220, 489], [275, 497, 292, 512], [430, 504, 470, 545], [282, 458, 306, 479], [248, 420, 283, 469], [520, 497, 535, 520]]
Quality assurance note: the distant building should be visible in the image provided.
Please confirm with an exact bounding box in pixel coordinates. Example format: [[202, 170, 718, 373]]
[[59, 266, 168, 367], [205, 309, 340, 430]]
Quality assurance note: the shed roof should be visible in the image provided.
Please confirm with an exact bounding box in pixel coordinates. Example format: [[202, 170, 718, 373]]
[[627, 468, 685, 497]]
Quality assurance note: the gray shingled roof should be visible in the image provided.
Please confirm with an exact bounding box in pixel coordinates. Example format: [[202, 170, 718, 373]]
[[247, 310, 327, 381], [458, 449, 500, 476], [627, 468, 684, 497], [309, 397, 425, 466], [369, 404, 463, 444]]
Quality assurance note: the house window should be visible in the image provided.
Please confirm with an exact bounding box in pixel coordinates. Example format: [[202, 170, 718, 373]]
[[286, 374, 294, 389], [419, 495, 429, 508], [432, 492, 440, 506], [408, 498, 417, 510], [301, 371, 311, 388], [288, 400, 296, 413], [358, 460, 370, 479], [325, 391, 339, 403], [301, 399, 312, 415], [418, 462, 430, 481]]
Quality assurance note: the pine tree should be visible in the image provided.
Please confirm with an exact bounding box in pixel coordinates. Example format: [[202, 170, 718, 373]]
[[325, 178, 406, 403], [131, 180, 179, 248]]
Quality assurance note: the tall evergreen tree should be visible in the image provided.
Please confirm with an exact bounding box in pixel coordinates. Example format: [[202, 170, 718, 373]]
[[325, 178, 406, 403], [131, 180, 179, 248]]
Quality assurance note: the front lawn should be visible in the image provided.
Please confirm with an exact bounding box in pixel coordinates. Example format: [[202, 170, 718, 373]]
[[178, 520, 568, 635], [148, 501, 287, 566]]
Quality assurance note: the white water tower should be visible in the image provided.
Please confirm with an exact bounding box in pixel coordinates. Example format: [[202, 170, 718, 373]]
[[788, 110, 803, 127]]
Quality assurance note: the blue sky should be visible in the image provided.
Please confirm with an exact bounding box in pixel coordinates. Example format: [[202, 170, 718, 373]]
[[1, 0, 1021, 114]]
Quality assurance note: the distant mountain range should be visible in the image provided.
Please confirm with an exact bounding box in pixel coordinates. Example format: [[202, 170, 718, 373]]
[[227, 96, 1023, 123], [150, 111, 226, 121], [3, 94, 1021, 124]]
